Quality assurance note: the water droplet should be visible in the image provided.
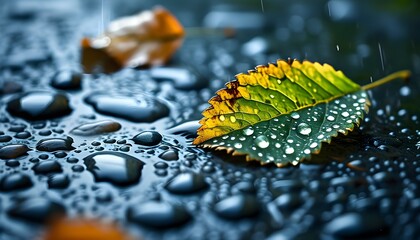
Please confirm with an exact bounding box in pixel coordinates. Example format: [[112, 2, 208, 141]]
[[297, 123, 312, 136], [230, 116, 236, 123], [310, 142, 318, 148], [253, 108, 259, 114], [243, 127, 254, 136], [219, 115, 225, 121], [341, 111, 349, 117], [159, 150, 179, 161], [255, 135, 269, 148], [234, 143, 242, 149], [0, 144, 30, 159], [50, 70, 82, 90], [358, 98, 366, 103], [327, 116, 335, 121], [165, 172, 208, 194], [70, 120, 121, 136], [291, 112, 300, 119], [32, 161, 63, 174], [84, 93, 169, 122], [83, 152, 145, 186], [0, 173, 33, 191], [36, 137, 74, 152], [127, 201, 191, 228], [275, 143, 281, 148], [304, 149, 310, 154], [214, 195, 259, 220], [7, 198, 65, 223], [285, 147, 295, 154], [132, 131, 162, 146], [6, 92, 72, 120], [318, 134, 325, 139]]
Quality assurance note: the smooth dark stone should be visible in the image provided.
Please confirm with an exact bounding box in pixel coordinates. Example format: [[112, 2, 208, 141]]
[[323, 212, 389, 238], [83, 151, 144, 186], [132, 131, 162, 146], [47, 174, 70, 189], [159, 150, 179, 161], [70, 120, 121, 136], [6, 92, 72, 120], [7, 198, 65, 223], [0, 81, 23, 95], [32, 161, 62, 174], [165, 172, 208, 194], [84, 93, 169, 122], [127, 201, 191, 228], [214, 194, 260, 220], [50, 70, 82, 90], [0, 144, 30, 159], [36, 137, 74, 152], [0, 173, 33, 191]]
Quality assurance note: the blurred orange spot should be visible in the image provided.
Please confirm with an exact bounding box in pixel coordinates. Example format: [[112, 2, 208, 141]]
[[42, 218, 134, 240]]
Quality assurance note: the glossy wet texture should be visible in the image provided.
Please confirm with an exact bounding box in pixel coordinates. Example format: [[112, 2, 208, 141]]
[[0, 1, 419, 240]]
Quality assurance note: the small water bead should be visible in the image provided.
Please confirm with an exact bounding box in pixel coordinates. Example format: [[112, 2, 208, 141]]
[[222, 135, 229, 140], [304, 149, 310, 154], [318, 134, 325, 140], [285, 147, 295, 154], [333, 125, 339, 129], [234, 143, 242, 149], [297, 123, 312, 136], [230, 116, 236, 123], [255, 135, 269, 149], [326, 128, 332, 132], [327, 116, 335, 121], [291, 112, 300, 119], [219, 115, 225, 121], [239, 137, 246, 141], [341, 112, 350, 117], [310, 143, 318, 148], [275, 143, 281, 148], [287, 139, 294, 143], [358, 98, 366, 103], [243, 127, 254, 136]]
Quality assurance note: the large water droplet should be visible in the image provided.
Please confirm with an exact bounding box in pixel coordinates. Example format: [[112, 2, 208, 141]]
[[234, 143, 243, 149], [297, 123, 312, 136], [132, 131, 162, 146], [70, 120, 121, 136], [285, 147, 295, 154], [0, 173, 33, 191], [50, 70, 82, 90], [165, 172, 208, 194], [85, 93, 169, 122], [7, 198, 65, 223], [0, 144, 30, 159], [83, 152, 145, 186], [291, 112, 300, 119], [243, 127, 254, 136], [127, 201, 191, 228], [327, 116, 335, 121], [6, 92, 72, 120], [255, 135, 269, 148], [214, 194, 259, 220], [36, 137, 74, 152]]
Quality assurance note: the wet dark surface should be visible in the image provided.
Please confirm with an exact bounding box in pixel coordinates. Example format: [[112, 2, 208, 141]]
[[0, 0, 419, 239]]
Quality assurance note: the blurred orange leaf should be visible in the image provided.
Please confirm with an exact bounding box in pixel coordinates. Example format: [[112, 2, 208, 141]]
[[81, 6, 184, 73]]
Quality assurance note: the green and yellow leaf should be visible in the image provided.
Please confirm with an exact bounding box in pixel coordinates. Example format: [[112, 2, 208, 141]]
[[193, 59, 409, 167]]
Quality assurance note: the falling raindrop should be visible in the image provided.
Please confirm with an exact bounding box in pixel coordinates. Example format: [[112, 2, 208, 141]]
[[255, 135, 269, 148]]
